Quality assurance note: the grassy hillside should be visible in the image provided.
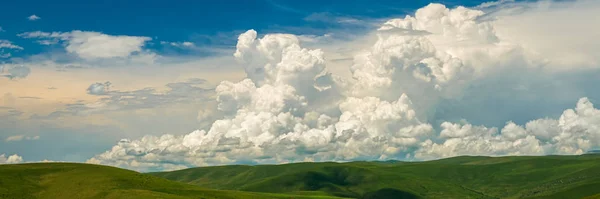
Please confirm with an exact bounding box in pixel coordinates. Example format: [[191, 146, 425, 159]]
[[2, 155, 599, 199], [151, 155, 600, 199], [0, 163, 344, 199]]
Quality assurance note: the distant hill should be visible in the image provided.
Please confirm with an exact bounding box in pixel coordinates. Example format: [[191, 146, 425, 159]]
[[0, 163, 344, 199], [150, 155, 600, 199]]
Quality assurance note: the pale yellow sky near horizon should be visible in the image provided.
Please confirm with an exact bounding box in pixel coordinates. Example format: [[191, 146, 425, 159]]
[[0, 63, 247, 119]]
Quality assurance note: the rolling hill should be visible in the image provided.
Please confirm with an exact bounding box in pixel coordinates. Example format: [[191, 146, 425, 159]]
[[0, 163, 344, 199], [150, 154, 600, 199], [2, 155, 600, 199]]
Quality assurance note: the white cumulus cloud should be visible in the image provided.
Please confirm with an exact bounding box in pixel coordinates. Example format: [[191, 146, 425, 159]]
[[88, 1, 600, 171], [416, 98, 600, 159], [0, 154, 23, 164]]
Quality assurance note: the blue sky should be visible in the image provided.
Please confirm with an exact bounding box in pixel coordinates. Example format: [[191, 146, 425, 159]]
[[1, 0, 491, 58], [2, 0, 600, 171]]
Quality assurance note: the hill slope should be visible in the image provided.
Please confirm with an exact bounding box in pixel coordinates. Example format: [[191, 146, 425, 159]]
[[150, 155, 600, 199], [0, 163, 344, 199]]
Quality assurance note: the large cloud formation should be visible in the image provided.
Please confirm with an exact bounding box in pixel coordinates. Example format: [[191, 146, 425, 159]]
[[89, 2, 600, 171]]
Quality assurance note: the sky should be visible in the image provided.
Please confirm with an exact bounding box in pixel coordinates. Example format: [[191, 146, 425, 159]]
[[1, 0, 600, 171]]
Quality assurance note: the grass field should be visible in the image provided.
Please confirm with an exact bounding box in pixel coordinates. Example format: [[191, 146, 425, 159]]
[[2, 155, 600, 199], [150, 154, 600, 199], [0, 163, 344, 199]]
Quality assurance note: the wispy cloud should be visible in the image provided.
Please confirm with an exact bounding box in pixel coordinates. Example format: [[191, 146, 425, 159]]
[[19, 96, 43, 100], [476, 0, 516, 9], [1, 65, 31, 80], [0, 106, 24, 117], [265, 0, 305, 14], [5, 135, 40, 142], [304, 12, 365, 25], [160, 41, 196, 48], [0, 40, 23, 50], [0, 40, 23, 58], [35, 78, 214, 120]]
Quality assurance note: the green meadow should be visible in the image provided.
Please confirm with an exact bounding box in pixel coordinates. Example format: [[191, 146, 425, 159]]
[[2, 155, 600, 198]]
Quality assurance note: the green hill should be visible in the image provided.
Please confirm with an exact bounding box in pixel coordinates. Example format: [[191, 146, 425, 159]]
[[2, 155, 600, 199], [150, 155, 600, 199], [0, 163, 344, 199]]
